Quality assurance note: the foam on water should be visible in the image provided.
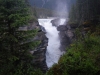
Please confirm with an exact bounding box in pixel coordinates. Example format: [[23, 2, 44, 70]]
[[38, 18, 66, 68]]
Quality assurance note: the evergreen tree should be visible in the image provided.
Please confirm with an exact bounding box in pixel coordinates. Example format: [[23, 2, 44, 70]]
[[0, 0, 38, 75], [69, 4, 77, 23], [69, 0, 100, 24]]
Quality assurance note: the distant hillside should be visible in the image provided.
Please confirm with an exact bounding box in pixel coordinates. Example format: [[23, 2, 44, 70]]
[[30, 7, 67, 18], [29, 0, 76, 18], [29, 0, 55, 10], [31, 7, 54, 18], [28, 0, 76, 10]]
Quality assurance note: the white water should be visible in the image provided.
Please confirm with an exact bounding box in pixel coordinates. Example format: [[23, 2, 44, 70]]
[[38, 18, 66, 68]]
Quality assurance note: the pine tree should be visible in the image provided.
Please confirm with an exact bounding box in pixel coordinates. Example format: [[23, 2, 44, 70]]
[[0, 0, 39, 75], [69, 0, 100, 24], [69, 4, 77, 23]]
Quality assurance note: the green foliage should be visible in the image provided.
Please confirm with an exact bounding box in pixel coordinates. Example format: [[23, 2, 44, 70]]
[[69, 4, 77, 23], [82, 20, 100, 34], [46, 32, 100, 75], [0, 0, 41, 75], [69, 0, 100, 24], [46, 1, 100, 74]]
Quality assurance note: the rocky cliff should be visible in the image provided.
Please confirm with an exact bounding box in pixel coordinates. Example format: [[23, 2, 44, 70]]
[[28, 19, 75, 72], [51, 19, 74, 52], [32, 32, 48, 72], [28, 21, 48, 72], [57, 25, 73, 52]]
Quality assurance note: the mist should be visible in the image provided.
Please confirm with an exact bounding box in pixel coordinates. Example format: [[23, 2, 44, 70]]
[[54, 0, 68, 18], [38, 0, 68, 68]]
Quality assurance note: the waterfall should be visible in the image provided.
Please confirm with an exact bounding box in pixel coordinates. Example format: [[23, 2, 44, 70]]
[[38, 18, 66, 68]]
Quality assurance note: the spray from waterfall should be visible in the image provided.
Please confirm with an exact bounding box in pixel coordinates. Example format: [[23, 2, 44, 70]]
[[42, 0, 46, 7], [42, 0, 50, 7], [38, 0, 68, 68], [53, 0, 68, 18]]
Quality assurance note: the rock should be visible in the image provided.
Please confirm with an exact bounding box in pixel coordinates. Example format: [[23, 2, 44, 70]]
[[57, 24, 74, 52], [27, 21, 40, 30], [65, 30, 74, 39], [30, 23, 48, 73], [32, 37, 48, 72], [59, 31, 71, 52], [57, 25, 68, 31], [69, 23, 79, 28], [18, 20, 48, 72], [40, 26, 46, 33], [51, 18, 60, 27], [50, 18, 74, 52]]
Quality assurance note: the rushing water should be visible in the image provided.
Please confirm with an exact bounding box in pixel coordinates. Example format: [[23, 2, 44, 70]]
[[38, 18, 66, 68]]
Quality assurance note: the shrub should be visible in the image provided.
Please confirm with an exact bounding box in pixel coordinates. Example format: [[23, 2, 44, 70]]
[[47, 33, 100, 75]]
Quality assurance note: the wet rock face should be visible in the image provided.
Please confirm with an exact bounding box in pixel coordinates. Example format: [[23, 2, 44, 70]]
[[57, 25, 68, 31], [28, 21, 40, 30], [58, 25, 73, 52], [32, 35, 48, 72], [51, 19, 74, 52], [33, 24, 48, 72], [27, 21, 48, 72], [19, 20, 48, 72], [59, 31, 71, 52], [51, 18, 60, 27]]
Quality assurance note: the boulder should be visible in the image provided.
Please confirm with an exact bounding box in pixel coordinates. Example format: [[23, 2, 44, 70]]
[[57, 25, 68, 31], [27, 21, 40, 30], [31, 23, 48, 73], [57, 24, 74, 52], [59, 31, 71, 52], [51, 18, 60, 27]]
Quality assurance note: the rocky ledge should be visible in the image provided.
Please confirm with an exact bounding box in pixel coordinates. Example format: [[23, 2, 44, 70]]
[[51, 19, 74, 52], [57, 25, 74, 52], [28, 21, 48, 72], [32, 34, 48, 72]]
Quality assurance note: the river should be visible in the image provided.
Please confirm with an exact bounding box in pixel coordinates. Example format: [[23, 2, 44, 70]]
[[38, 18, 66, 68]]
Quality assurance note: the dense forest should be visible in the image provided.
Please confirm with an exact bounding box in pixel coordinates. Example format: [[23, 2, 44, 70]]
[[0, 0, 40, 75], [0, 0, 100, 75], [69, 0, 100, 24], [47, 0, 100, 75]]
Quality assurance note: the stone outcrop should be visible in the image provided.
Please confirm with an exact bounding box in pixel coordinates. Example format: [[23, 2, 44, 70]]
[[28, 21, 48, 72], [51, 19, 74, 52], [19, 20, 48, 72], [51, 18, 60, 27], [32, 33, 48, 72], [57, 25, 74, 52]]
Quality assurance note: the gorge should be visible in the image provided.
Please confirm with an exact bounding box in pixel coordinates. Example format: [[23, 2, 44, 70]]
[[30, 0, 74, 72], [37, 18, 73, 69], [38, 18, 65, 68]]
